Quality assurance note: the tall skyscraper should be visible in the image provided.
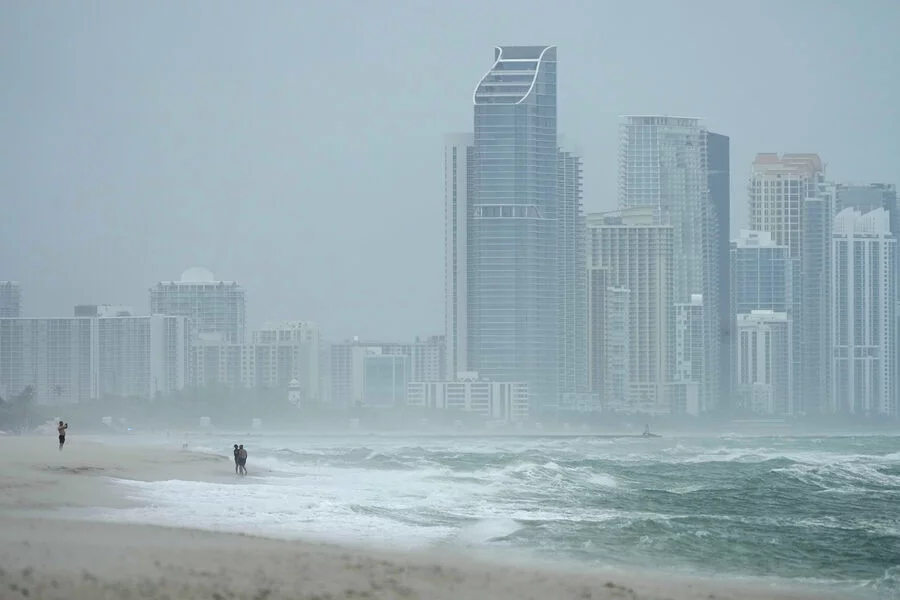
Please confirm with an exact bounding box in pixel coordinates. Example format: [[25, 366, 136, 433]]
[[831, 208, 896, 416], [444, 134, 474, 381], [836, 184, 900, 415], [0, 282, 21, 318], [557, 150, 589, 402], [619, 116, 723, 411], [587, 207, 674, 413], [800, 181, 835, 415], [707, 133, 731, 409], [444, 45, 586, 414], [748, 153, 830, 415], [149, 267, 246, 344]]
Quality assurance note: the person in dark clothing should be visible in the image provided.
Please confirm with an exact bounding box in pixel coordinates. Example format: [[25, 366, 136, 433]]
[[57, 421, 68, 451], [233, 444, 241, 474], [238, 444, 247, 476]]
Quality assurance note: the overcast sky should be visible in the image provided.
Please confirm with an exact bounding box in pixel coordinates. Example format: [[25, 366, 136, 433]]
[[2, 0, 898, 340]]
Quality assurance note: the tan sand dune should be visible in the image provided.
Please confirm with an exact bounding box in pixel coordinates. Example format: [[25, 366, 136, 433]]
[[0, 436, 841, 600]]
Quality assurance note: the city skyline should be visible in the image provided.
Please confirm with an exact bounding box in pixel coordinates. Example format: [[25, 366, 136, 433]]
[[3, 2, 897, 341]]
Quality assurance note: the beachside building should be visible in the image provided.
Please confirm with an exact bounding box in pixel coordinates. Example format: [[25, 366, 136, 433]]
[[190, 321, 322, 403], [447, 45, 587, 414], [407, 372, 529, 422], [831, 208, 896, 416], [150, 267, 246, 344], [0, 315, 189, 404], [735, 311, 793, 415], [619, 116, 728, 411], [587, 207, 674, 414]]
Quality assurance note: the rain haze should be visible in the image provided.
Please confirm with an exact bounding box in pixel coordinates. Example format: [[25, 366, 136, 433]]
[[2, 0, 898, 340], [3, 3, 900, 597]]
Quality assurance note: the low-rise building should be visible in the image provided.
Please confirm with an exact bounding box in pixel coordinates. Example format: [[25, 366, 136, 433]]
[[407, 372, 529, 422]]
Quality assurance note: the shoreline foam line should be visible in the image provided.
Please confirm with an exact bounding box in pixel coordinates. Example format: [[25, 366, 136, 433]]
[[0, 436, 843, 600]]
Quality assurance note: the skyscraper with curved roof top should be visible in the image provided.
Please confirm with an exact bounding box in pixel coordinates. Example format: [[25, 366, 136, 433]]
[[467, 46, 563, 411]]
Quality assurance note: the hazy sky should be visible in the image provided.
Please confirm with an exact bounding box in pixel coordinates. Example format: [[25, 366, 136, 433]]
[[2, 0, 898, 341]]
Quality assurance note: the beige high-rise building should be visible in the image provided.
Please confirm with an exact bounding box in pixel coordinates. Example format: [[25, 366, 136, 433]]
[[748, 153, 824, 259], [587, 207, 674, 414]]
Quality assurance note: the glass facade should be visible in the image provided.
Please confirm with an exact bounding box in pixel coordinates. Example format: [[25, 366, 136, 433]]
[[470, 46, 560, 410], [619, 116, 719, 410]]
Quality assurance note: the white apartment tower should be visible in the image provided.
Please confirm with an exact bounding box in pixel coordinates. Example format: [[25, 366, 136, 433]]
[[0, 315, 188, 404], [831, 208, 896, 416], [586, 266, 629, 407], [735, 311, 793, 415], [191, 321, 322, 403], [749, 154, 824, 259], [150, 267, 246, 344], [587, 207, 674, 414]]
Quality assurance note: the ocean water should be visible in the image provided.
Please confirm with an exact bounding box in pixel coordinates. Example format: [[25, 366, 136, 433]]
[[98, 433, 899, 598]]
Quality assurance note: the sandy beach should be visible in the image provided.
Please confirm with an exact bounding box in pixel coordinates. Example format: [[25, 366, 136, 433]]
[[0, 435, 842, 600]]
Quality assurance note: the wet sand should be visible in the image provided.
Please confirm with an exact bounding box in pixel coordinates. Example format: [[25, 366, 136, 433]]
[[0, 436, 840, 600]]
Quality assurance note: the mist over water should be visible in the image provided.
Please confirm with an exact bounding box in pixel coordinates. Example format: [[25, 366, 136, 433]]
[[99, 434, 900, 598]]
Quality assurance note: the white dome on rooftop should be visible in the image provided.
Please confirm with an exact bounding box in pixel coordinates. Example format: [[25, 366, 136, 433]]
[[180, 267, 216, 283]]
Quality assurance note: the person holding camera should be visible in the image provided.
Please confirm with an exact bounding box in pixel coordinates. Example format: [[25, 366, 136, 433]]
[[57, 420, 68, 451]]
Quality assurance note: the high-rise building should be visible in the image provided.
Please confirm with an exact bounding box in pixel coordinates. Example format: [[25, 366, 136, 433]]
[[748, 153, 830, 415], [558, 150, 589, 402], [800, 181, 835, 415], [749, 154, 824, 259], [731, 231, 793, 314], [192, 322, 323, 403], [831, 208, 896, 416], [329, 338, 413, 408], [836, 184, 898, 234], [735, 311, 793, 415], [586, 266, 629, 409], [361, 349, 410, 408], [150, 267, 246, 344], [411, 335, 446, 382], [619, 116, 723, 411], [444, 134, 474, 381], [731, 230, 794, 399], [672, 294, 704, 415], [251, 321, 321, 401], [836, 184, 900, 415], [0, 315, 188, 404], [0, 282, 21, 318], [446, 45, 586, 414], [587, 207, 674, 414], [707, 133, 731, 409]]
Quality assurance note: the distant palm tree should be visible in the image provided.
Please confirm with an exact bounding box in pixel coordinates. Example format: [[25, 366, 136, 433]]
[[52, 385, 63, 399]]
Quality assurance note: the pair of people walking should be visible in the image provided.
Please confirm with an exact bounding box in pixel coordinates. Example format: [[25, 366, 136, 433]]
[[233, 444, 248, 476]]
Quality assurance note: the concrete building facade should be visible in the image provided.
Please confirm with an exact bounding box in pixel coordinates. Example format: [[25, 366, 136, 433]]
[[0, 315, 188, 404], [831, 208, 896, 416], [587, 207, 674, 414]]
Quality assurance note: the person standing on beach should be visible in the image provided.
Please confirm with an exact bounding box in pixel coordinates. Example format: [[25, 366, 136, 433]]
[[233, 444, 241, 475], [57, 421, 68, 451], [238, 444, 247, 476]]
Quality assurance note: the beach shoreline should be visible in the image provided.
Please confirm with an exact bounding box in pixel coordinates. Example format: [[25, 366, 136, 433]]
[[0, 435, 846, 600]]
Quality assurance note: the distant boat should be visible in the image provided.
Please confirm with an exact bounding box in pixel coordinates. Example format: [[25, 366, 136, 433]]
[[642, 424, 661, 438]]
